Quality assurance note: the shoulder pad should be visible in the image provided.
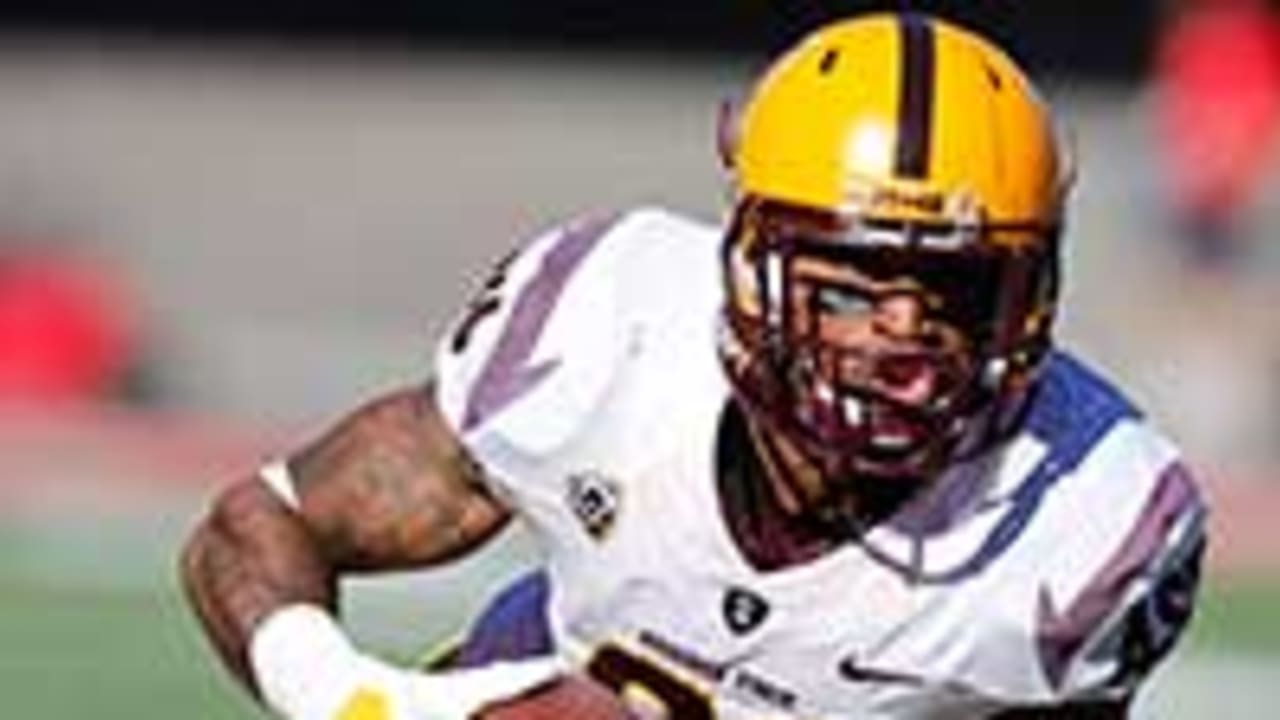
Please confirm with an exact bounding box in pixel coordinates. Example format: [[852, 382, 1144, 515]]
[[435, 211, 633, 455], [1034, 443, 1207, 700]]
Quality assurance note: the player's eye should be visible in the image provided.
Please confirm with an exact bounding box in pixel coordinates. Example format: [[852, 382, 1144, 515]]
[[814, 284, 875, 317]]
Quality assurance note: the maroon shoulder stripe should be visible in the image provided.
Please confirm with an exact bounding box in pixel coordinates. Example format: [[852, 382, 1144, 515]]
[[461, 214, 617, 431], [1035, 462, 1204, 688]]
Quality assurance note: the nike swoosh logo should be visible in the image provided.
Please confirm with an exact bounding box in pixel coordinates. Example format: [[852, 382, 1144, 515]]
[[462, 215, 613, 430], [837, 656, 926, 687]]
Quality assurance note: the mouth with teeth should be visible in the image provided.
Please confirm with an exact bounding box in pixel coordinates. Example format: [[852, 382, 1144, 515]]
[[790, 345, 967, 479]]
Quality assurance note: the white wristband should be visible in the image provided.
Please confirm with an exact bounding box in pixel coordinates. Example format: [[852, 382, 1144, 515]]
[[249, 604, 382, 719], [248, 604, 567, 720], [259, 460, 301, 512]]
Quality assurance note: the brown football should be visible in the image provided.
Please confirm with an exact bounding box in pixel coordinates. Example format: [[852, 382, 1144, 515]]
[[473, 674, 636, 720]]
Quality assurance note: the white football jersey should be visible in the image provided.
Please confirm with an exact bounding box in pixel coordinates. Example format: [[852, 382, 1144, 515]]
[[435, 208, 1206, 719]]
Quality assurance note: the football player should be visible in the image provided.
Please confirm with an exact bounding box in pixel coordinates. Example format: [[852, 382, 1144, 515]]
[[180, 12, 1207, 720]]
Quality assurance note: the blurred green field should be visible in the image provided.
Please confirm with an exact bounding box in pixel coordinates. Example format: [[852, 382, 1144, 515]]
[[0, 569, 509, 719], [0, 512, 1275, 719], [0, 581, 256, 719], [0, 565, 1277, 719], [1184, 578, 1280, 656]]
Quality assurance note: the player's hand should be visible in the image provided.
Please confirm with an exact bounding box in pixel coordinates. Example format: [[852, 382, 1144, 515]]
[[249, 604, 566, 720]]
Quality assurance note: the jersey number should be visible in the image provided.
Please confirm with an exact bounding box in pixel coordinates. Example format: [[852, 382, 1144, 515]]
[[449, 249, 517, 354], [587, 643, 715, 720]]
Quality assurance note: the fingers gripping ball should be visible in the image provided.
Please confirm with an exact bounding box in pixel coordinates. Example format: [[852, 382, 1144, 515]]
[[474, 674, 637, 720]]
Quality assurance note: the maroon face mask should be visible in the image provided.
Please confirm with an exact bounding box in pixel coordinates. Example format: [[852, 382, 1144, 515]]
[[719, 199, 1057, 502]]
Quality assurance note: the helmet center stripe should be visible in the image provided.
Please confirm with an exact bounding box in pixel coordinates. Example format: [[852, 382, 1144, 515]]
[[895, 14, 936, 179]]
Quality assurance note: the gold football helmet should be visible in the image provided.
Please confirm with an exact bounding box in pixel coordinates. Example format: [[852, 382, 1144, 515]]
[[718, 13, 1070, 502]]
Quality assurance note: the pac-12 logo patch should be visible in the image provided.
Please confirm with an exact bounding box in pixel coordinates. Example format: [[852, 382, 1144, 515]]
[[567, 470, 621, 540], [723, 586, 770, 635]]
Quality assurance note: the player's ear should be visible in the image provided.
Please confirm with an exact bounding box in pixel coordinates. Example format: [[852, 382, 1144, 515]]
[[716, 97, 740, 174]]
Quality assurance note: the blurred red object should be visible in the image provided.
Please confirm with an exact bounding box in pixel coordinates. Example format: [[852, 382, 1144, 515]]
[[0, 251, 137, 404], [1154, 0, 1280, 233]]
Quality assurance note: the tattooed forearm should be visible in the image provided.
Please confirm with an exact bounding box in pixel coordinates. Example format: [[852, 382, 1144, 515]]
[[178, 383, 509, 693], [180, 479, 335, 691]]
